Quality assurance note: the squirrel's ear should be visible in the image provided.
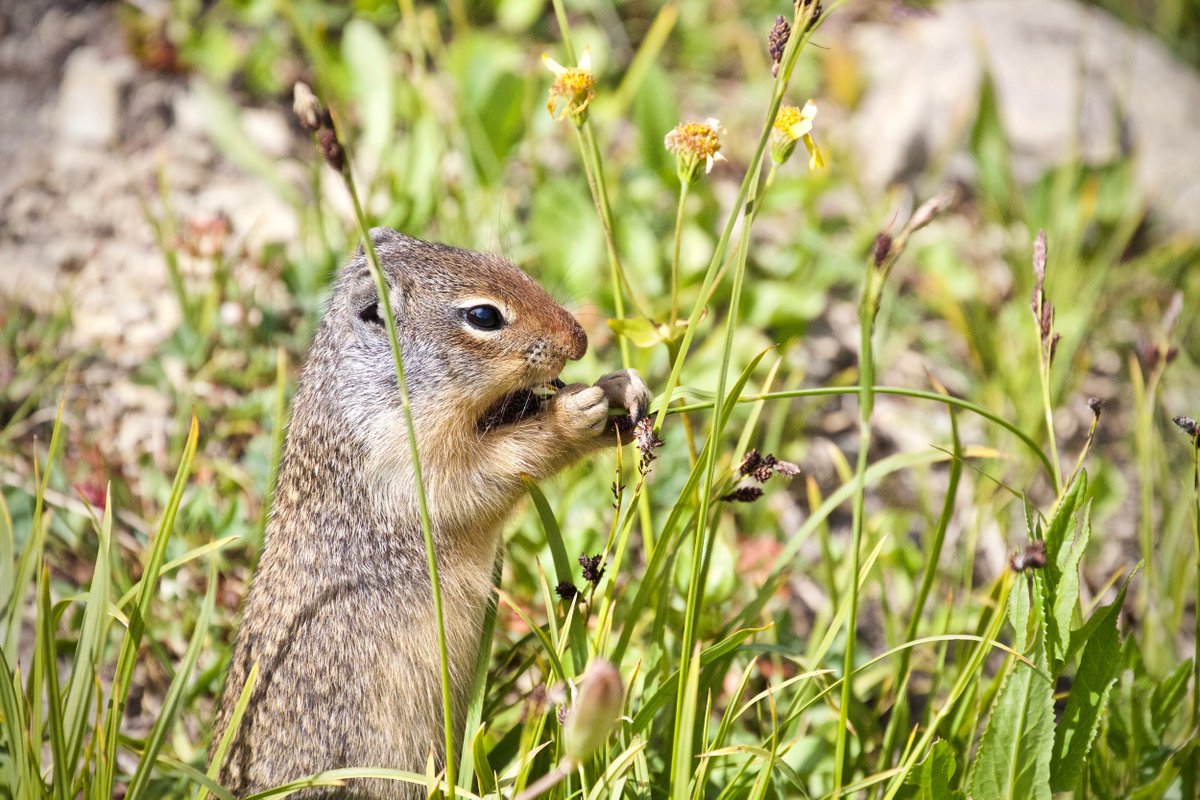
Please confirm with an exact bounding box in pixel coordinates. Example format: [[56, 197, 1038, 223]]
[[347, 267, 403, 330]]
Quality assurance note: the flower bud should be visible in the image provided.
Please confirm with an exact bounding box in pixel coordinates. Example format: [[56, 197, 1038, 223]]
[[563, 659, 624, 764]]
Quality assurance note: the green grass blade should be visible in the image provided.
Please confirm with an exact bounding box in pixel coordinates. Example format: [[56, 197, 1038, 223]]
[[101, 414, 199, 794], [61, 485, 113, 778], [37, 565, 69, 800], [631, 625, 767, 734], [115, 535, 239, 610], [198, 661, 258, 800], [126, 554, 218, 800], [670, 644, 702, 800], [456, 550, 502, 792], [0, 637, 33, 796]]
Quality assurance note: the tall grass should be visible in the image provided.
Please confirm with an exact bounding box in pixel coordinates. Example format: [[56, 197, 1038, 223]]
[[2, 2, 1199, 799]]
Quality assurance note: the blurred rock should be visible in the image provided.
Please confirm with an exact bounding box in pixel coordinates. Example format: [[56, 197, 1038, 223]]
[[55, 46, 135, 147], [850, 0, 1200, 234]]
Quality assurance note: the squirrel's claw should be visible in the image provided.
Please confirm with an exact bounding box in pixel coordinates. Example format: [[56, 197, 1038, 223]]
[[595, 369, 652, 424]]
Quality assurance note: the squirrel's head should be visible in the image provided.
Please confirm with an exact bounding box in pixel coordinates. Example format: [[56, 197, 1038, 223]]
[[315, 228, 587, 433]]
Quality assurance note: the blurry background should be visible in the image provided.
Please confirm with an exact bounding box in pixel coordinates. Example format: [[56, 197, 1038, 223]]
[[1, 0, 1198, 794]]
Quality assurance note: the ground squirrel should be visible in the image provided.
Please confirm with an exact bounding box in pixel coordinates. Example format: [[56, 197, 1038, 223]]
[[211, 228, 650, 798]]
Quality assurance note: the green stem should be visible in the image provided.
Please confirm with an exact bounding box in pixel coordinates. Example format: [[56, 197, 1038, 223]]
[[573, 124, 634, 367], [1038, 352, 1063, 492], [834, 265, 884, 792], [649, 5, 819, 436], [671, 160, 775, 793], [344, 168, 457, 799], [875, 398, 963, 776], [666, 385, 1054, 482], [669, 180, 690, 332], [1190, 431, 1199, 728]]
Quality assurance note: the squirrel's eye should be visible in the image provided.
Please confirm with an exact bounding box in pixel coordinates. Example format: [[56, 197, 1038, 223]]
[[464, 304, 504, 331]]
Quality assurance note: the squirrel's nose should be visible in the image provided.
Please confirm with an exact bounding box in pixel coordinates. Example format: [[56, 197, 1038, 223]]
[[562, 315, 587, 361]]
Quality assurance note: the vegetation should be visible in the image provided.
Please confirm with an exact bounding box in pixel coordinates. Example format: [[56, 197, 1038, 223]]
[[3, 1, 1199, 798]]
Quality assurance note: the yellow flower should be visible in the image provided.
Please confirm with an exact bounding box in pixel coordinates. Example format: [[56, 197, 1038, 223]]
[[771, 100, 824, 169], [664, 118, 726, 184], [543, 48, 595, 123]]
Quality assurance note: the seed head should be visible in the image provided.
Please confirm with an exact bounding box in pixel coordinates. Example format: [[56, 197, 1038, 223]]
[[1010, 539, 1047, 572], [873, 232, 893, 268], [292, 82, 344, 173], [579, 553, 606, 584], [1174, 416, 1200, 445], [1087, 397, 1103, 418], [635, 416, 665, 473], [768, 16, 791, 76], [556, 581, 580, 602], [721, 486, 764, 503]]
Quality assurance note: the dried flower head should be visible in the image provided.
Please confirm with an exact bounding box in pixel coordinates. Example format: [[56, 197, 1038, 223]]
[[1030, 230, 1057, 360], [800, 0, 825, 30], [543, 48, 596, 123], [579, 553, 606, 584], [556, 581, 580, 602], [292, 82, 322, 130], [665, 118, 726, 184], [634, 416, 665, 472], [770, 101, 823, 169], [872, 232, 893, 268], [741, 449, 801, 482], [1010, 539, 1047, 572], [292, 81, 344, 173], [768, 16, 791, 77], [1174, 416, 1200, 445], [1088, 397, 1103, 418], [721, 486, 765, 503]]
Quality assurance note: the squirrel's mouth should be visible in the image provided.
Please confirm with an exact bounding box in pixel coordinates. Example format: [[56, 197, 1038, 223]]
[[477, 377, 565, 432]]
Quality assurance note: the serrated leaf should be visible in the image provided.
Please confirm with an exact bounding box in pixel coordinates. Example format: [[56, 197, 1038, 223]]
[[970, 576, 1055, 800], [1050, 586, 1120, 792], [1047, 503, 1090, 670], [1149, 657, 1191, 737], [904, 740, 961, 800], [1043, 471, 1087, 564]]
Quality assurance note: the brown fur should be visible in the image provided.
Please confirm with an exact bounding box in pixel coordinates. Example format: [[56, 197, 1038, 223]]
[[210, 229, 649, 799]]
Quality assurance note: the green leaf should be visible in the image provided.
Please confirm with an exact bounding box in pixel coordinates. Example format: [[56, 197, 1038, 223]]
[[1149, 657, 1192, 738], [1050, 584, 1121, 792], [607, 317, 685, 349], [1065, 570, 1133, 667], [970, 577, 1055, 800], [1043, 471, 1087, 565], [1047, 503, 1090, 671], [904, 740, 961, 800]]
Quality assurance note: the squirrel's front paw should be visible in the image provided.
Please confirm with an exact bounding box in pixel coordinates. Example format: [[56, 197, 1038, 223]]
[[549, 384, 611, 439], [595, 369, 653, 425]]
